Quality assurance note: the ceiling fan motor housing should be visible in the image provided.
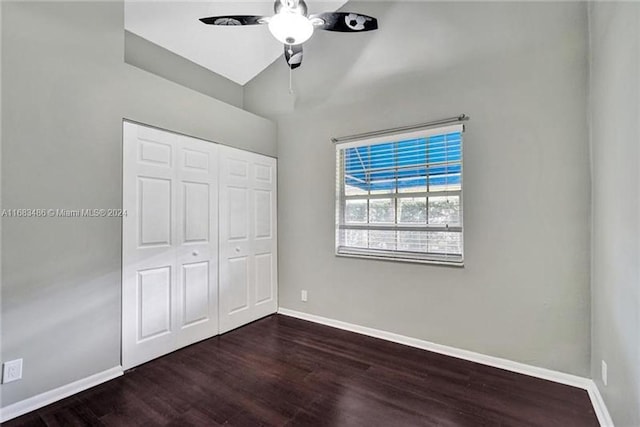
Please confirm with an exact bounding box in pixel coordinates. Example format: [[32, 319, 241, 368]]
[[275, 0, 308, 16]]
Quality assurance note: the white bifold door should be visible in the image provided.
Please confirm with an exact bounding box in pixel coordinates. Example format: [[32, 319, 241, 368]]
[[122, 122, 277, 369], [218, 145, 278, 333], [122, 122, 219, 369]]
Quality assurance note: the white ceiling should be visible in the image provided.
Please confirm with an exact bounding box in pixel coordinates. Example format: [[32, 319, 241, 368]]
[[125, 1, 347, 85]]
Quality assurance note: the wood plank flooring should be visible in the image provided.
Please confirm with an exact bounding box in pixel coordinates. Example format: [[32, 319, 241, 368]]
[[3, 314, 599, 426]]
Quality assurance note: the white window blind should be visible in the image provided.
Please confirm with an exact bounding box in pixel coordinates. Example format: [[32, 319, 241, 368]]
[[335, 124, 464, 264]]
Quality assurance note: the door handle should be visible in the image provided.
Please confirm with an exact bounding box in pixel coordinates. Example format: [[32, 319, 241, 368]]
[[235, 247, 241, 253], [192, 250, 199, 256]]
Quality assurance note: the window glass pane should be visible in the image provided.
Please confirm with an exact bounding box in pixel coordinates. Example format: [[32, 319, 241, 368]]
[[427, 231, 462, 255], [369, 169, 396, 194], [397, 167, 427, 193], [345, 183, 368, 196], [428, 175, 461, 192], [397, 138, 426, 167], [369, 230, 397, 250], [344, 146, 368, 175], [368, 142, 395, 170], [345, 200, 368, 223], [344, 148, 369, 195], [343, 229, 368, 248], [369, 199, 394, 224], [427, 164, 461, 192], [398, 197, 426, 224], [428, 196, 460, 225], [398, 231, 428, 252], [427, 133, 462, 163]]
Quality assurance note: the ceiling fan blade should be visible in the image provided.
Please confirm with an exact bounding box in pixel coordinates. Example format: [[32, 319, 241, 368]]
[[199, 15, 268, 26], [310, 12, 378, 32], [284, 44, 303, 69]]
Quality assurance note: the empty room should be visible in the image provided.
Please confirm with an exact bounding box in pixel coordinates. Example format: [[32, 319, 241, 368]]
[[0, 0, 638, 425]]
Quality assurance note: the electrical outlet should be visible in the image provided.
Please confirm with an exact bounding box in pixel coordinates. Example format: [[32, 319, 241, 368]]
[[301, 290, 308, 302], [601, 360, 607, 386], [2, 359, 23, 384]]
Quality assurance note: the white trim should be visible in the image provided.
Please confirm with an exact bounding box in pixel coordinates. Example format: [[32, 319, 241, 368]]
[[0, 366, 123, 423], [277, 308, 614, 426], [335, 251, 464, 267], [586, 381, 615, 427]]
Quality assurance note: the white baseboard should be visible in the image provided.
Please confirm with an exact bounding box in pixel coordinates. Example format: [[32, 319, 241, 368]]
[[0, 366, 123, 423], [278, 307, 614, 427], [586, 381, 615, 427]]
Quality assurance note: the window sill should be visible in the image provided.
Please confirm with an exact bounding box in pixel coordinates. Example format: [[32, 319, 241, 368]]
[[335, 251, 464, 267]]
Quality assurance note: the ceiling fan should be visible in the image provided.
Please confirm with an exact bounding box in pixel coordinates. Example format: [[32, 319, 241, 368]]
[[199, 0, 378, 70]]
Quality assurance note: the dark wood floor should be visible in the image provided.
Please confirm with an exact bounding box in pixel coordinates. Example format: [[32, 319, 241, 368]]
[[4, 314, 598, 427]]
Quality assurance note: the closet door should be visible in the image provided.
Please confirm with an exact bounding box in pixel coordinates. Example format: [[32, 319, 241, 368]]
[[174, 135, 219, 349], [219, 145, 278, 333], [122, 122, 218, 369]]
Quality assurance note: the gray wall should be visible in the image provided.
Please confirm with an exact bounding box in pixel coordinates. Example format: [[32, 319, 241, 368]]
[[589, 2, 640, 426], [125, 30, 243, 109], [0, 0, 3, 408], [0, 1, 275, 407], [245, 1, 591, 375]]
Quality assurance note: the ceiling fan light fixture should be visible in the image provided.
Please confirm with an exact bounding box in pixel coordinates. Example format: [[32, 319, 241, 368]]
[[268, 12, 313, 45], [200, 1, 379, 72]]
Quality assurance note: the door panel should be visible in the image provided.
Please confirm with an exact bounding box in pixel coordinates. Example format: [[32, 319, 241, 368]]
[[219, 146, 277, 333], [228, 158, 249, 178], [139, 140, 172, 166], [228, 187, 249, 240], [227, 257, 249, 313], [183, 148, 209, 171], [255, 253, 273, 304], [138, 177, 172, 247], [138, 267, 172, 340], [254, 163, 273, 183], [183, 182, 210, 243], [123, 122, 219, 369], [181, 261, 210, 326], [254, 190, 272, 239]]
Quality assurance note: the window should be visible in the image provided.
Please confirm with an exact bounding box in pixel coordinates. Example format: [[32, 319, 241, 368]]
[[335, 124, 464, 265]]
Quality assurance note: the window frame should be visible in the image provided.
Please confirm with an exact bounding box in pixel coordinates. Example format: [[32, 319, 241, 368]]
[[335, 124, 465, 266]]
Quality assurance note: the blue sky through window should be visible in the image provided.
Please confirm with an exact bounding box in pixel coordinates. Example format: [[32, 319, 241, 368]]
[[344, 132, 462, 191]]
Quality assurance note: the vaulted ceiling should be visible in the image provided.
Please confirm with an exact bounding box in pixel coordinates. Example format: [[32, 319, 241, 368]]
[[125, 1, 347, 85]]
